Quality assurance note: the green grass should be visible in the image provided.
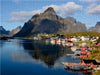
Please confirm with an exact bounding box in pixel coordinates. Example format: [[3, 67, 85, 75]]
[[64, 31, 100, 37], [75, 40, 92, 44], [87, 47, 100, 60], [96, 71, 100, 75]]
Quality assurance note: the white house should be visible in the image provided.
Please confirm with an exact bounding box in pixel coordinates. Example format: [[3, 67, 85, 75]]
[[91, 38, 96, 42], [71, 38, 78, 42], [80, 36, 89, 41], [96, 37, 99, 40]]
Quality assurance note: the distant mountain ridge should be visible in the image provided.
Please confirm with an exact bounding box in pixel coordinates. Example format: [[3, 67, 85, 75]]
[[96, 22, 100, 26], [89, 22, 100, 33], [14, 7, 87, 37], [66, 17, 87, 32], [0, 26, 10, 35], [0, 26, 21, 37]]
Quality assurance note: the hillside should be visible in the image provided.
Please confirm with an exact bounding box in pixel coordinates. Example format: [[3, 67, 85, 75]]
[[66, 17, 87, 32], [9, 26, 21, 36], [64, 31, 100, 37]]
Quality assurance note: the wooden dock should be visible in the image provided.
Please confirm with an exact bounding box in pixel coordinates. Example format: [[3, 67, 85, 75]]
[[66, 54, 75, 56]]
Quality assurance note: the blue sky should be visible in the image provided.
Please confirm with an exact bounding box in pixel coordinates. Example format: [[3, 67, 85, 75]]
[[1, 0, 100, 31]]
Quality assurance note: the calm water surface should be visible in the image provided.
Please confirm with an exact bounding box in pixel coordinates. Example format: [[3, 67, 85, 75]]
[[0, 39, 83, 75]]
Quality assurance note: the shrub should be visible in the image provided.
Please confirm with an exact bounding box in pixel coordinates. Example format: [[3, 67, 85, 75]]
[[97, 37, 100, 43]]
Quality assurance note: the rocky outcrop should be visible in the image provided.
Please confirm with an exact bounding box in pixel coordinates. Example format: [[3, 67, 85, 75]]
[[15, 7, 86, 37], [89, 22, 100, 33], [66, 17, 87, 32], [0, 26, 10, 35], [10, 26, 21, 36], [66, 16, 76, 24]]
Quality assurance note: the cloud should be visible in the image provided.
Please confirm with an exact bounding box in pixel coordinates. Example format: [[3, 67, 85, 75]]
[[80, 0, 100, 3], [6, 10, 42, 22], [87, 4, 100, 15], [43, 2, 82, 16], [7, 2, 82, 22]]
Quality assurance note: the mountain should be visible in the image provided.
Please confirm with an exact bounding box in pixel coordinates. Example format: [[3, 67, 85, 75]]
[[89, 22, 100, 33], [0, 26, 10, 35], [15, 7, 86, 37], [96, 22, 100, 26], [66, 16, 76, 24], [9, 26, 21, 36], [66, 17, 87, 32]]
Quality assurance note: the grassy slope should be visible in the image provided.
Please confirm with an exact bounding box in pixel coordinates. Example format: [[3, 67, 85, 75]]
[[87, 47, 100, 60], [64, 31, 100, 37], [96, 71, 100, 75]]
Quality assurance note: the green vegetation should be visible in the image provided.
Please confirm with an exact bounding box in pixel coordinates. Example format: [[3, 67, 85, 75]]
[[64, 31, 100, 37], [97, 37, 100, 43], [49, 31, 100, 38], [74, 40, 94, 46], [40, 35, 49, 38], [87, 47, 100, 60], [96, 71, 100, 75]]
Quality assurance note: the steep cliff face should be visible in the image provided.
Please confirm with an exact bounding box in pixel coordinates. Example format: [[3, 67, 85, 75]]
[[66, 17, 87, 32], [15, 7, 86, 37], [9, 26, 21, 36], [89, 22, 100, 33], [0, 26, 10, 35]]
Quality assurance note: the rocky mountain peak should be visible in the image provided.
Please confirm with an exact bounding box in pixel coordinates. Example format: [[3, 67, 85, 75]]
[[0, 26, 4, 30], [39, 7, 57, 21], [30, 7, 57, 23], [0, 26, 10, 35], [96, 22, 100, 26], [44, 7, 55, 13], [43, 7, 56, 16]]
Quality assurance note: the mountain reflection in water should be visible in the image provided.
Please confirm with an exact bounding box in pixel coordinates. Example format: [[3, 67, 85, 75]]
[[22, 40, 73, 67], [1, 39, 82, 75]]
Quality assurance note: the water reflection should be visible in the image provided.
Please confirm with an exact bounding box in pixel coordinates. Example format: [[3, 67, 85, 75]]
[[1, 39, 82, 75], [0, 40, 5, 48], [22, 40, 74, 67]]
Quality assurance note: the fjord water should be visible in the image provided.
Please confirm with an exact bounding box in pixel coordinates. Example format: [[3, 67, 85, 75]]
[[0, 39, 82, 75]]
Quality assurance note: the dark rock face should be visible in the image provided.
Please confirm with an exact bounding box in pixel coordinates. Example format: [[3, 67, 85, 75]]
[[89, 22, 100, 33], [9, 26, 21, 36], [15, 7, 86, 37], [0, 26, 10, 35], [66, 17, 87, 32]]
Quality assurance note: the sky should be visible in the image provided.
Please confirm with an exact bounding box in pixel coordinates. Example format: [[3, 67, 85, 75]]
[[0, 0, 100, 31]]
